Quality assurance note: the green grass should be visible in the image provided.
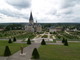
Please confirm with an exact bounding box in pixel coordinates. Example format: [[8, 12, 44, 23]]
[[0, 40, 27, 56], [42, 35, 48, 38], [39, 42, 80, 60]]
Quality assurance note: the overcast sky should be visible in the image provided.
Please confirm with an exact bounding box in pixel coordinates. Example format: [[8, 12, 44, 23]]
[[0, 0, 80, 23]]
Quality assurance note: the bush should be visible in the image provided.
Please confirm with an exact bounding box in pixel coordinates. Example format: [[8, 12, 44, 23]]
[[62, 38, 65, 43], [8, 39, 12, 43], [27, 38, 31, 45], [13, 37, 16, 42], [41, 39, 46, 45], [32, 48, 40, 59], [4, 46, 11, 56], [53, 39, 56, 43], [64, 39, 68, 46]]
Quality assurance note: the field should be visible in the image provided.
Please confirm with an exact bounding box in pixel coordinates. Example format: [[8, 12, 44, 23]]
[[0, 40, 27, 56], [39, 42, 80, 60]]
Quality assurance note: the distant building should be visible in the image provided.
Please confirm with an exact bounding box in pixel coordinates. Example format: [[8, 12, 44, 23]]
[[0, 29, 4, 31], [49, 27, 63, 32], [66, 28, 78, 32], [66, 28, 70, 31], [73, 28, 78, 31], [25, 12, 42, 32]]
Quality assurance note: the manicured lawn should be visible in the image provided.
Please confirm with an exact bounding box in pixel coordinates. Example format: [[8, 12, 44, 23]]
[[39, 42, 80, 60], [0, 40, 27, 56]]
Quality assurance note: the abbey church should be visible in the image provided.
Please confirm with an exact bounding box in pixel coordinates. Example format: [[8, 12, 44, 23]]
[[25, 12, 42, 32]]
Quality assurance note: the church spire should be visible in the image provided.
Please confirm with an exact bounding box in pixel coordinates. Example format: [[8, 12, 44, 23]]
[[36, 20, 37, 23], [29, 12, 33, 21], [29, 12, 34, 24]]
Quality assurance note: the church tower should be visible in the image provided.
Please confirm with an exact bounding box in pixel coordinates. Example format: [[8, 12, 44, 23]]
[[29, 12, 34, 25], [25, 11, 42, 32]]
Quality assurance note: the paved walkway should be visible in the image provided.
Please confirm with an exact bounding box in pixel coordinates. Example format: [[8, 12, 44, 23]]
[[1, 43, 40, 60]]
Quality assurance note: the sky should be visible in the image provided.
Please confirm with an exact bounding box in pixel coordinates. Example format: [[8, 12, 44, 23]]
[[0, 0, 80, 23]]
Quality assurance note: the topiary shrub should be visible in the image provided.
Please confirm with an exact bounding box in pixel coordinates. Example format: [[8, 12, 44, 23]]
[[41, 39, 46, 45], [64, 39, 68, 46], [13, 37, 16, 42], [32, 48, 40, 59], [62, 38, 65, 43], [4, 46, 11, 56], [8, 38, 12, 43], [27, 38, 31, 45]]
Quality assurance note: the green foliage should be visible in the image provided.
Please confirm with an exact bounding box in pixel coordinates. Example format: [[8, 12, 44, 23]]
[[5, 24, 24, 30], [62, 33, 79, 39], [13, 37, 16, 42], [42, 35, 48, 38], [62, 38, 68, 46], [41, 39, 46, 45], [57, 35, 61, 39], [50, 32, 57, 34], [27, 38, 31, 45], [32, 48, 40, 59], [8, 39, 12, 43], [16, 32, 36, 39], [62, 38, 65, 43], [53, 39, 56, 43], [0, 30, 36, 39], [64, 39, 68, 46], [4, 46, 11, 56], [37, 32, 44, 34]]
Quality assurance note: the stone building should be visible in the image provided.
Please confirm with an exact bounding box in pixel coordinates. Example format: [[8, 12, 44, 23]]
[[25, 12, 42, 32], [49, 27, 63, 32]]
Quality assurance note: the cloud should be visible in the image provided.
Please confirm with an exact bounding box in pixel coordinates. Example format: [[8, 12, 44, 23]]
[[0, 9, 28, 19], [0, 13, 28, 23], [6, 0, 31, 9], [61, 0, 80, 8], [0, 0, 80, 23]]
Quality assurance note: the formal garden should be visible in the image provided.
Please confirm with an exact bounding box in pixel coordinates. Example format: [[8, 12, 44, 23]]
[[0, 30, 80, 60], [0, 30, 36, 39], [50, 31, 80, 41]]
